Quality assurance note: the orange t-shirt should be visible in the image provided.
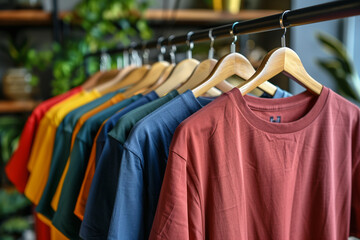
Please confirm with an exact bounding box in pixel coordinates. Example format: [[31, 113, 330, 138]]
[[74, 121, 106, 220]]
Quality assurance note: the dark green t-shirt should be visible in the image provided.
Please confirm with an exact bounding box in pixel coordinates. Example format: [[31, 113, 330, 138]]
[[51, 94, 141, 239]]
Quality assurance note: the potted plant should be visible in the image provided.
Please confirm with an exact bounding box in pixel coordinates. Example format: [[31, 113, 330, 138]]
[[316, 32, 360, 105], [0, 35, 52, 100]]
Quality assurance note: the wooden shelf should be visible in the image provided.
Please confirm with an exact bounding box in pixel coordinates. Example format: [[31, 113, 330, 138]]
[[0, 9, 281, 26], [0, 100, 39, 113], [0, 10, 50, 25]]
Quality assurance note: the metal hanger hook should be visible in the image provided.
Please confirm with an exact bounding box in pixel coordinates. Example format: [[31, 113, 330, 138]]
[[142, 41, 150, 65], [186, 31, 194, 59], [129, 42, 142, 66], [123, 50, 129, 68], [279, 10, 290, 47], [100, 48, 111, 71], [157, 36, 166, 62], [208, 29, 215, 59], [168, 35, 177, 64], [230, 22, 239, 53], [209, 29, 215, 49]]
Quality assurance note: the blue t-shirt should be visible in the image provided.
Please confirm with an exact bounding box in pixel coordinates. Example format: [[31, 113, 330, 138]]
[[260, 86, 292, 98], [107, 90, 215, 240], [95, 91, 159, 164], [51, 95, 141, 239], [80, 91, 178, 240]]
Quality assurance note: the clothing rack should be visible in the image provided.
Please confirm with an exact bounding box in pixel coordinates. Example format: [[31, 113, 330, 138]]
[[83, 0, 360, 59]]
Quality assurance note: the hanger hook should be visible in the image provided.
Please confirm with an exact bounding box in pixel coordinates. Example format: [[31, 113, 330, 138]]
[[208, 29, 215, 59], [230, 22, 239, 53], [130, 42, 142, 67], [142, 41, 150, 65], [128, 45, 134, 66], [186, 31, 194, 59], [123, 49, 129, 68], [100, 48, 111, 71], [279, 10, 290, 47], [157, 36, 166, 62], [168, 35, 177, 64]]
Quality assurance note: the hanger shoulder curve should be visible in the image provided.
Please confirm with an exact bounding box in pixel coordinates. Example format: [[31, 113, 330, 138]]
[[114, 65, 150, 89], [143, 64, 175, 95], [239, 47, 322, 96], [82, 69, 119, 90], [122, 61, 170, 97], [177, 58, 217, 94], [95, 66, 137, 94], [155, 58, 199, 96], [283, 48, 323, 94]]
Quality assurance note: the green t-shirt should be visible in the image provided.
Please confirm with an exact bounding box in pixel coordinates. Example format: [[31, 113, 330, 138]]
[[110, 90, 179, 144], [51, 95, 141, 239]]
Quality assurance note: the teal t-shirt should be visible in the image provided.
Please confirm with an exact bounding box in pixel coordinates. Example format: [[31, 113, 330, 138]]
[[35, 89, 124, 220]]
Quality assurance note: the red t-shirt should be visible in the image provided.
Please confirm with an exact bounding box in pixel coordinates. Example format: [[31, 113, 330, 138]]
[[5, 86, 82, 193], [150, 87, 360, 240]]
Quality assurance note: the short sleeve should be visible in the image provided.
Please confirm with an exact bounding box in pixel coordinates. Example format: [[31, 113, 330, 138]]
[[149, 151, 202, 240], [80, 136, 124, 239], [108, 148, 144, 240]]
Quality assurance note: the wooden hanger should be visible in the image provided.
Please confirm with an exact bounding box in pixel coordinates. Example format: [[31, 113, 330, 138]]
[[81, 69, 120, 91], [177, 30, 238, 95], [192, 23, 277, 98], [155, 58, 199, 96], [95, 65, 138, 94], [142, 64, 175, 95], [97, 48, 153, 94], [192, 46, 277, 98], [239, 47, 323, 95], [239, 11, 322, 96], [177, 58, 217, 94], [122, 61, 170, 98], [155, 32, 201, 96]]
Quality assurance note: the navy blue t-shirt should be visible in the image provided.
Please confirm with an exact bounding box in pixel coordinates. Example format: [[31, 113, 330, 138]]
[[80, 91, 178, 240], [95, 91, 159, 164]]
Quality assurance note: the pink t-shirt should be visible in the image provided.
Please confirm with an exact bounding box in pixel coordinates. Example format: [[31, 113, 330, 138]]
[[150, 87, 360, 240]]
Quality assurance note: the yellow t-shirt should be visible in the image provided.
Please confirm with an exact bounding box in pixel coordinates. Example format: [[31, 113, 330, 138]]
[[24, 90, 101, 205], [51, 94, 125, 211], [51, 224, 69, 240], [27, 93, 83, 172]]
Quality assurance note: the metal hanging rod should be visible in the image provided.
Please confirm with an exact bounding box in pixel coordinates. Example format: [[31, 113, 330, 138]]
[[84, 0, 360, 59]]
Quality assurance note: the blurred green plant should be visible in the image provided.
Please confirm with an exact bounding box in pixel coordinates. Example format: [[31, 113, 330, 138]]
[[316, 32, 360, 102], [0, 217, 30, 239], [0, 189, 30, 217], [0, 116, 24, 164], [0, 116, 31, 240], [0, 35, 53, 86], [51, 0, 152, 95]]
